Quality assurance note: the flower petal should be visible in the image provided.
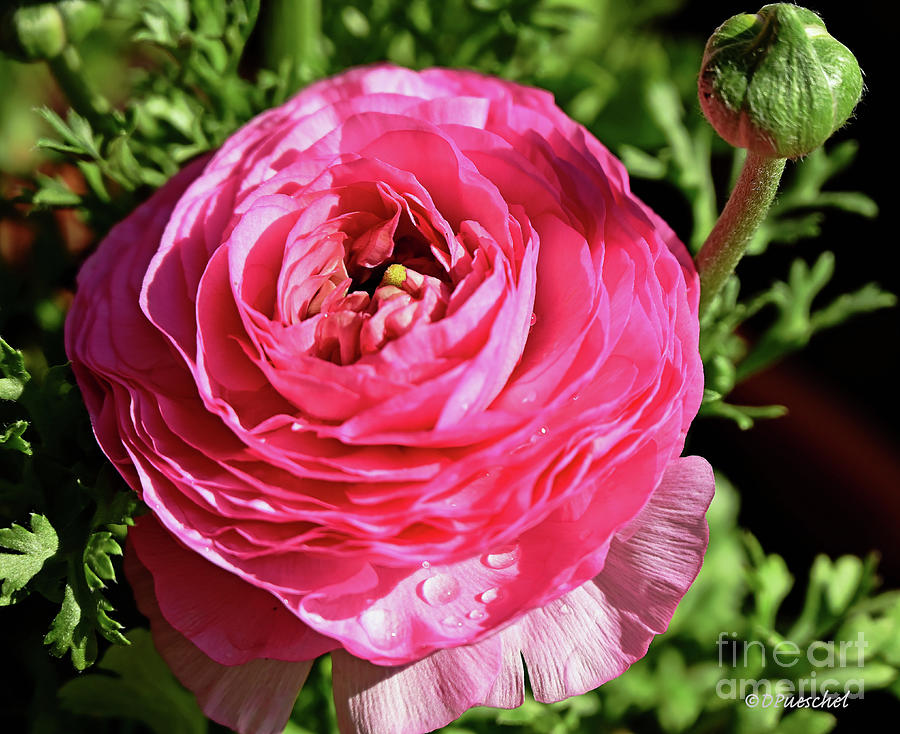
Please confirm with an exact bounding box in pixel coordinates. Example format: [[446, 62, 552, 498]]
[[125, 549, 313, 734], [331, 636, 503, 734], [129, 514, 335, 665], [508, 455, 714, 702]]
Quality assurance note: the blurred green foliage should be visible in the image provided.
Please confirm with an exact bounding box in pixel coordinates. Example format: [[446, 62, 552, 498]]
[[1, 0, 896, 732]]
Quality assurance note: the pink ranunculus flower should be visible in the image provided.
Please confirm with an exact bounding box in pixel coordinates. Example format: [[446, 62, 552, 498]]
[[66, 65, 714, 733]]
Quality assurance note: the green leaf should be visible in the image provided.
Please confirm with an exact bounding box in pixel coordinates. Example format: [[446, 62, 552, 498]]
[[698, 397, 787, 430], [0, 336, 31, 401], [77, 160, 111, 202], [0, 514, 58, 605], [809, 284, 897, 333], [825, 556, 865, 615], [736, 253, 896, 379], [58, 628, 207, 734], [36, 107, 102, 158], [83, 531, 122, 591], [774, 709, 836, 734], [31, 172, 84, 207], [619, 142, 669, 178], [655, 648, 701, 732], [0, 420, 32, 455], [44, 582, 97, 670], [745, 533, 794, 633], [106, 135, 146, 188]]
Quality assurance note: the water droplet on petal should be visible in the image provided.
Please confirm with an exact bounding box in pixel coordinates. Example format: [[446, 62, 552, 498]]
[[291, 422, 303, 432], [421, 560, 431, 569], [522, 390, 537, 404], [359, 608, 401, 649], [559, 603, 570, 615], [483, 546, 518, 570], [440, 616, 464, 629], [478, 587, 503, 604], [419, 574, 460, 606], [530, 312, 537, 327], [539, 426, 548, 435], [305, 610, 325, 625], [466, 609, 486, 621]]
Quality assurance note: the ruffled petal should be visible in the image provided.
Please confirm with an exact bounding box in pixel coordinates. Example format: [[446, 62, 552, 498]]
[[331, 636, 503, 734], [508, 455, 714, 702], [129, 514, 336, 665], [125, 549, 313, 734]]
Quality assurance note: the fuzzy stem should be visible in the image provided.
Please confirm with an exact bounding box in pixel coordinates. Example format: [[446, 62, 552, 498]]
[[696, 151, 786, 315]]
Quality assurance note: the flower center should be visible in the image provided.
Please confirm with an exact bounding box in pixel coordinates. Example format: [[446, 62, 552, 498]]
[[303, 214, 453, 365]]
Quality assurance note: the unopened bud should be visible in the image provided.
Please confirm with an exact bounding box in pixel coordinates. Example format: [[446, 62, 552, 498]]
[[1, 1, 102, 61], [58, 0, 103, 44], [698, 4, 863, 159], [1, 5, 66, 60]]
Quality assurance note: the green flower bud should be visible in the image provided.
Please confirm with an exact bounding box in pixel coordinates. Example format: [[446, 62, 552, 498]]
[[1, 5, 67, 61], [57, 0, 103, 44], [1, 1, 102, 61], [698, 3, 863, 159]]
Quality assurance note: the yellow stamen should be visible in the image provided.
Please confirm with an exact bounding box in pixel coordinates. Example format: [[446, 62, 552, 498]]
[[382, 263, 407, 288]]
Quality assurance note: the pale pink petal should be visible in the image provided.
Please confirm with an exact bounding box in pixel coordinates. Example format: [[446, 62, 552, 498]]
[[331, 636, 503, 734], [480, 636, 525, 709], [508, 455, 714, 702], [126, 549, 314, 734]]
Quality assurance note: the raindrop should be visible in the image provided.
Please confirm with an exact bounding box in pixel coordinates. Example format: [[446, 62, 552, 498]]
[[529, 312, 537, 327], [483, 546, 518, 570], [421, 561, 431, 569], [539, 426, 548, 435], [559, 604, 571, 615], [478, 587, 503, 604], [522, 390, 537, 404], [291, 422, 303, 432], [419, 574, 460, 606], [359, 608, 401, 649], [305, 611, 325, 625], [440, 616, 464, 629], [466, 609, 486, 621]]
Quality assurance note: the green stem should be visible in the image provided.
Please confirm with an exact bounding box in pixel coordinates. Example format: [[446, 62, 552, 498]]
[[46, 45, 113, 134], [265, 0, 323, 87], [696, 151, 787, 315]]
